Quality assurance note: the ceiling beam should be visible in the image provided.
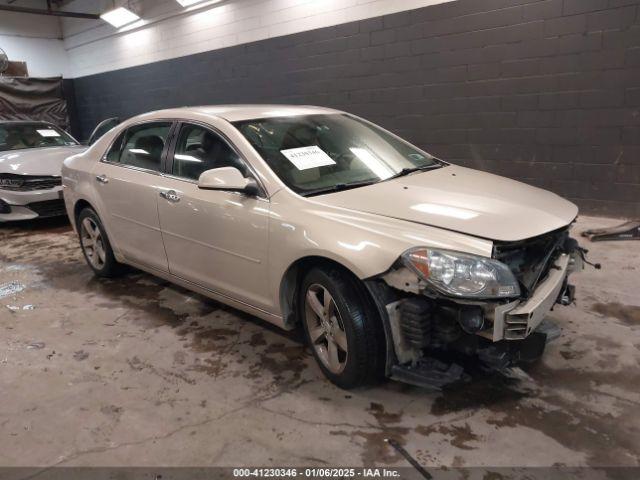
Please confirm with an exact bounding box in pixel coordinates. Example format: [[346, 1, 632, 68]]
[[0, 4, 100, 20]]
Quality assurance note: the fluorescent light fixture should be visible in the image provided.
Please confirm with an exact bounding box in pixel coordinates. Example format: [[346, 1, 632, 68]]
[[100, 7, 140, 28], [175, 0, 208, 6]]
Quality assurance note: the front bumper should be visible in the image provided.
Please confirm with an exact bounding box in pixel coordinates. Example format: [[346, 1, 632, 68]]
[[0, 187, 66, 221], [490, 252, 575, 341], [377, 243, 582, 388]]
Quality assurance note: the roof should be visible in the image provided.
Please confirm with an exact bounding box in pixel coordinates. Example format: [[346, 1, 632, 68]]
[[152, 104, 343, 122]]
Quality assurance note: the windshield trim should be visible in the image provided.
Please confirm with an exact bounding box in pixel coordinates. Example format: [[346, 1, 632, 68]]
[[301, 179, 379, 198], [300, 165, 449, 197]]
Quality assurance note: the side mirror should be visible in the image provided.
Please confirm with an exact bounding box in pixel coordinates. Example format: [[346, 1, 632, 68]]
[[197, 167, 260, 196]]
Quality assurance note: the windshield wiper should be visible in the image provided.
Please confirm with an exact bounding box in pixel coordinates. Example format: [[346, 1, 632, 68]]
[[386, 163, 444, 181], [302, 180, 378, 197]]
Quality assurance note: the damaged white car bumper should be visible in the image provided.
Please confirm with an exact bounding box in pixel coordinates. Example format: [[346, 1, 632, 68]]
[[0, 182, 66, 222]]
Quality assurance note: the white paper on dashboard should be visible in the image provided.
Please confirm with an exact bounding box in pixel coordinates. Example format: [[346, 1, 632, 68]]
[[36, 129, 61, 137], [281, 146, 336, 170]]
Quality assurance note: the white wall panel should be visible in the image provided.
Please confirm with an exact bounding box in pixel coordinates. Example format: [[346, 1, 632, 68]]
[[62, 0, 455, 78], [0, 35, 69, 77], [0, 7, 68, 77]]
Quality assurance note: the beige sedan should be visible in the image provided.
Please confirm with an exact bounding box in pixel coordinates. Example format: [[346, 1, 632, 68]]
[[62, 105, 583, 389]]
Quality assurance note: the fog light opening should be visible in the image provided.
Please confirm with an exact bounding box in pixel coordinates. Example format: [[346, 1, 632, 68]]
[[0, 199, 12, 214], [457, 307, 485, 334]]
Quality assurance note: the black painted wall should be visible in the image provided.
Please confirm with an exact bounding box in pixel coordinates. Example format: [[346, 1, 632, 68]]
[[71, 0, 640, 217], [62, 79, 81, 140]]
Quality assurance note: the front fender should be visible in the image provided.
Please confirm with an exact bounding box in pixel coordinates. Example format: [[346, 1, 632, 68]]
[[267, 190, 493, 317]]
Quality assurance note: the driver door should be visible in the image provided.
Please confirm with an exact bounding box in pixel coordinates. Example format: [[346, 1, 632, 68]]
[[156, 122, 272, 310]]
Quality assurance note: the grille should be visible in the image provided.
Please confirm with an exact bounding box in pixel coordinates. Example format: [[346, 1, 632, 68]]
[[0, 175, 62, 191], [504, 313, 530, 340], [493, 227, 569, 298], [26, 199, 67, 218]]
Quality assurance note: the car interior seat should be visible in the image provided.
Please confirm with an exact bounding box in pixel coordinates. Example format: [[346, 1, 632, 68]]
[[130, 135, 164, 170]]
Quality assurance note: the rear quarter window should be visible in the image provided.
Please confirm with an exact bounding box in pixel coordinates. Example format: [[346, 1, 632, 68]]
[[104, 131, 125, 163]]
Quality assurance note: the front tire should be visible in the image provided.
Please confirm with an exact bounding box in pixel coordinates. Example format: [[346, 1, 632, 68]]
[[77, 208, 124, 278], [300, 266, 385, 389]]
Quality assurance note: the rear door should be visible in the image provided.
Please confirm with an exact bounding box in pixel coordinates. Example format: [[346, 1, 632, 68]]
[[92, 121, 174, 272]]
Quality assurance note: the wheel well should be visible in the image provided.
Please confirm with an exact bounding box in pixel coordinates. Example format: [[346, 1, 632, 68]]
[[73, 199, 93, 224], [281, 255, 391, 375], [280, 256, 368, 329]]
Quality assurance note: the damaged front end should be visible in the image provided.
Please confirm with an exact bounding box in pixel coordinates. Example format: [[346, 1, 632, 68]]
[[367, 227, 585, 390]]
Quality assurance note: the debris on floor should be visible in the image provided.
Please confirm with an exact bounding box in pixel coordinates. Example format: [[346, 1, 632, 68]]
[[0, 281, 26, 299], [582, 220, 640, 242], [5, 304, 35, 312], [73, 350, 89, 361]]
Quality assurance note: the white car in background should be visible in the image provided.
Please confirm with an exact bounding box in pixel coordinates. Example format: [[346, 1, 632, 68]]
[[0, 121, 85, 222]]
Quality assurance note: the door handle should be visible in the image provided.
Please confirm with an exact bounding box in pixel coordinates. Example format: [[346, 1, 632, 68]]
[[95, 174, 109, 184], [160, 190, 180, 203]]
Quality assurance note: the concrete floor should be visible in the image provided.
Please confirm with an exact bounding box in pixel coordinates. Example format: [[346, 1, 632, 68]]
[[0, 215, 638, 470]]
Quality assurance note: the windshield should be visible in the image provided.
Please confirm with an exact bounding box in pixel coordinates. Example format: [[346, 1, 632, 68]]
[[0, 123, 78, 152], [233, 114, 441, 196]]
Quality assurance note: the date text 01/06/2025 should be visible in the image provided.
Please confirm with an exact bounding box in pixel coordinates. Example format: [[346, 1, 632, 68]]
[[232, 468, 401, 478]]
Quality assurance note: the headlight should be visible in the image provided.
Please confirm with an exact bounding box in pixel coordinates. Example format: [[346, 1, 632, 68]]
[[402, 248, 520, 299]]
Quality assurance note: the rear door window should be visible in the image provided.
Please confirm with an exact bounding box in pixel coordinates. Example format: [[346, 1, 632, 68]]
[[116, 122, 172, 172], [104, 131, 125, 163]]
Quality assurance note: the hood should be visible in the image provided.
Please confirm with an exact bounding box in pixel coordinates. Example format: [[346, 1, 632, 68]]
[[314, 165, 578, 242], [0, 146, 86, 177]]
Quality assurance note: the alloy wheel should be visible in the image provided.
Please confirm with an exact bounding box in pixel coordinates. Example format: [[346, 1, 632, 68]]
[[304, 283, 348, 374], [80, 217, 106, 270]]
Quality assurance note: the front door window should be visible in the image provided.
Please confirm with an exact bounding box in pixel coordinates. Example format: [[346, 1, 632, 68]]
[[172, 124, 245, 181]]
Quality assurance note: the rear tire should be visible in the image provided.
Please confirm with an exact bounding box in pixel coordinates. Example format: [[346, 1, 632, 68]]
[[299, 266, 385, 389], [77, 207, 124, 278]]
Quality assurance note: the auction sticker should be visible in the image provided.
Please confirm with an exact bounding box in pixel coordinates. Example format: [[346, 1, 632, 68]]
[[37, 129, 61, 137], [281, 146, 336, 170]]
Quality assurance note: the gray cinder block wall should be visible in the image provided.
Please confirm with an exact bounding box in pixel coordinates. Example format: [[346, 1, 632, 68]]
[[70, 0, 640, 217]]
